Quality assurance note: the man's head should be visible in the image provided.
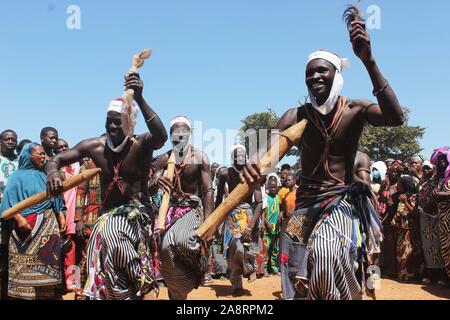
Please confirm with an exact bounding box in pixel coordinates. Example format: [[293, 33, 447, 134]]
[[388, 160, 403, 183], [29, 144, 47, 170], [170, 116, 192, 151], [280, 166, 292, 188], [267, 177, 279, 197], [54, 139, 69, 155], [306, 50, 347, 114], [285, 173, 296, 190], [40, 127, 59, 154], [211, 163, 220, 177], [106, 99, 127, 149], [306, 59, 336, 106], [231, 145, 247, 169], [0, 130, 18, 157], [16, 139, 31, 156], [409, 155, 423, 173]]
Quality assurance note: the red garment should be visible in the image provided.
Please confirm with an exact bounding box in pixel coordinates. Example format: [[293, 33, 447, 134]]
[[64, 235, 77, 291], [15, 214, 38, 243]]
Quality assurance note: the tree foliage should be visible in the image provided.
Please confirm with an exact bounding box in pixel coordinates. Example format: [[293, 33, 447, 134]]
[[239, 108, 299, 158], [359, 108, 425, 161]]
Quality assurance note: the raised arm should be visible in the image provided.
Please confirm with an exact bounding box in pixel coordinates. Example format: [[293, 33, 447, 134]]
[[200, 152, 214, 219], [45, 138, 100, 195], [349, 20, 404, 127], [124, 73, 168, 149]]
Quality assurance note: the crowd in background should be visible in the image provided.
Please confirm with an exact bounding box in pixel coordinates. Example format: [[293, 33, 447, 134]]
[[1, 127, 449, 300]]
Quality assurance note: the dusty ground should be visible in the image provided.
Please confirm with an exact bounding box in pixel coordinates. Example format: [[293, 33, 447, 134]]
[[64, 275, 450, 300]]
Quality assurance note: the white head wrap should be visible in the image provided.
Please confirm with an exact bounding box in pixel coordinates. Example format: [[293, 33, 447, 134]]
[[266, 173, 282, 188], [170, 116, 192, 129], [370, 161, 388, 182], [423, 160, 433, 169], [306, 50, 349, 115], [230, 144, 247, 166]]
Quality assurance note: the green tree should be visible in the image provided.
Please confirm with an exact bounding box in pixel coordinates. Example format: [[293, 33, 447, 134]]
[[359, 108, 425, 161], [239, 108, 299, 158]]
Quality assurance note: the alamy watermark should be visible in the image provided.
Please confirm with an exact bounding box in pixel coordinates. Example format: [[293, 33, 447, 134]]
[[66, 5, 81, 30]]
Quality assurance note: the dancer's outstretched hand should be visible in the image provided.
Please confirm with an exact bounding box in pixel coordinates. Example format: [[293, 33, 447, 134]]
[[241, 163, 262, 185]]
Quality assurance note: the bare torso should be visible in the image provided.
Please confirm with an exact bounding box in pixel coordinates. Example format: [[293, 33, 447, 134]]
[[60, 135, 155, 209], [282, 98, 370, 188]]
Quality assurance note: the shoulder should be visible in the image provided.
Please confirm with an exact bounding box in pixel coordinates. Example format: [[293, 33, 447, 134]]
[[69, 137, 104, 154], [356, 151, 371, 165], [191, 147, 210, 165], [278, 105, 307, 131]]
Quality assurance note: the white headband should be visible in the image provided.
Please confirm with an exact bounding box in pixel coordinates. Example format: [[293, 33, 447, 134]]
[[171, 116, 191, 129], [108, 100, 124, 113], [306, 50, 349, 72], [107, 99, 138, 113], [423, 160, 433, 169], [230, 144, 246, 155]]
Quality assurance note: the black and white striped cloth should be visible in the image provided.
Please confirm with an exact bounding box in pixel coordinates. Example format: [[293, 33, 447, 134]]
[[307, 199, 362, 300], [83, 202, 156, 300], [160, 208, 207, 300]]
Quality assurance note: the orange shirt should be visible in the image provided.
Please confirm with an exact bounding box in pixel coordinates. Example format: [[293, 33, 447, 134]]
[[285, 189, 297, 215], [278, 188, 289, 203]]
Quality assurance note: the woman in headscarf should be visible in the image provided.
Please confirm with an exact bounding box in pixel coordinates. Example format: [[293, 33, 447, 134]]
[[391, 175, 423, 282], [0, 143, 66, 300], [370, 161, 387, 194], [417, 161, 447, 286], [431, 147, 450, 281]]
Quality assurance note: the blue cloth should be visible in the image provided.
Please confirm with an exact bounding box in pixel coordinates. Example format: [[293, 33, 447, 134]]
[[0, 143, 63, 218]]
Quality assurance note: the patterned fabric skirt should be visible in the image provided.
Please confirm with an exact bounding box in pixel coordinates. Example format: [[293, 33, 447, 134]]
[[222, 204, 259, 290], [439, 207, 450, 278], [160, 207, 207, 300], [83, 201, 158, 300], [394, 227, 424, 281], [8, 209, 62, 300], [419, 211, 444, 269], [281, 199, 362, 300]]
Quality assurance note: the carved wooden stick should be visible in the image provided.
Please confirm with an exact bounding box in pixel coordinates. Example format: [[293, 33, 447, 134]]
[[2, 168, 101, 220], [196, 120, 308, 241], [156, 152, 177, 231]]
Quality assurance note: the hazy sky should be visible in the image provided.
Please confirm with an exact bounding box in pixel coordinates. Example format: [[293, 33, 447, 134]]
[[1, 0, 449, 165]]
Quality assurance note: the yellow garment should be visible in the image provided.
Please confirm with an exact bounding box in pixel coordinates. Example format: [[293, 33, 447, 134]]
[[234, 207, 249, 233]]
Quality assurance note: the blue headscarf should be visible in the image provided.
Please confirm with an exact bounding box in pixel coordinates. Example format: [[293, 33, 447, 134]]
[[0, 143, 63, 218]]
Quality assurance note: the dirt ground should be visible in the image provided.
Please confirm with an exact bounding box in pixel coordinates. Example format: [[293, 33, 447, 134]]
[[64, 275, 450, 300]]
